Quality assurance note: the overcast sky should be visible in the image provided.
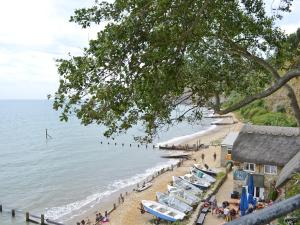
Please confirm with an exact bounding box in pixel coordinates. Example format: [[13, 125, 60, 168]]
[[0, 0, 299, 99]]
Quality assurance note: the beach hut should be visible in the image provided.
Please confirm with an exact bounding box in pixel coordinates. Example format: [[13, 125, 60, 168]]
[[220, 132, 239, 166], [231, 125, 300, 200]]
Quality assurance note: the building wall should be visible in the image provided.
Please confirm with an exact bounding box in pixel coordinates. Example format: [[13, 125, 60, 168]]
[[221, 145, 227, 167], [232, 162, 283, 200]]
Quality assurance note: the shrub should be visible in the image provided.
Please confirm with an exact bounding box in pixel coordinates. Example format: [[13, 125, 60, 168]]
[[252, 112, 297, 127]]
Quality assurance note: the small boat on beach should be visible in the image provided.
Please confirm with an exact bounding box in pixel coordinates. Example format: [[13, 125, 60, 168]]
[[136, 182, 152, 192], [180, 174, 210, 189], [167, 186, 201, 206], [156, 192, 193, 213], [141, 200, 186, 222], [194, 164, 218, 177], [191, 168, 216, 183], [172, 176, 202, 196], [167, 185, 202, 197]]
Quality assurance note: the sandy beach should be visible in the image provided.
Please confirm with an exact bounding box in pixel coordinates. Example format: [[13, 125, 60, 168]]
[[78, 116, 243, 225]]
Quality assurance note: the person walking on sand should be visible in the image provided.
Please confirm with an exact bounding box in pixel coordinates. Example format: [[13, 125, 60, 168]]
[[201, 153, 205, 163], [213, 152, 217, 161]]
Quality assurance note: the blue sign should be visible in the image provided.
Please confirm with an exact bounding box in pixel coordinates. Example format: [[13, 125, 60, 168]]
[[233, 170, 248, 180]]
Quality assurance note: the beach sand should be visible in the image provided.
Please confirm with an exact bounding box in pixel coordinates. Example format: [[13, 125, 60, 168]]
[[79, 115, 243, 225]]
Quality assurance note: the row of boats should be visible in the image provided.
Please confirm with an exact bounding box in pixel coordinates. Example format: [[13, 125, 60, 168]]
[[141, 164, 218, 222]]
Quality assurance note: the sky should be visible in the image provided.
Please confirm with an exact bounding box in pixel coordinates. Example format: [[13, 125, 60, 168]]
[[0, 0, 299, 99]]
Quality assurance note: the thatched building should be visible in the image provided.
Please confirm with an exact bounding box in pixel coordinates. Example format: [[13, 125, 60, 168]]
[[231, 125, 300, 200]]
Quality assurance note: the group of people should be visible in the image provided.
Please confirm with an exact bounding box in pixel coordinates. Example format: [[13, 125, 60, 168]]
[[76, 211, 109, 225], [211, 200, 237, 222]]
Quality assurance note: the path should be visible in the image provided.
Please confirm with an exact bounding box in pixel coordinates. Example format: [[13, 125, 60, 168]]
[[204, 171, 234, 225]]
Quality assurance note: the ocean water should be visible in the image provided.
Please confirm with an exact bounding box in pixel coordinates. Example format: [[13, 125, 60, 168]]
[[0, 100, 214, 225]]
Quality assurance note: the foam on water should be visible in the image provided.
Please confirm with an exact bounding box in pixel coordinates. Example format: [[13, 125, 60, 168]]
[[45, 159, 178, 221]]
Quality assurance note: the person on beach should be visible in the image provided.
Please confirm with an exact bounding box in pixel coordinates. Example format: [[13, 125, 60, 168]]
[[213, 152, 216, 161], [81, 219, 86, 225], [201, 153, 205, 162], [211, 198, 217, 214]]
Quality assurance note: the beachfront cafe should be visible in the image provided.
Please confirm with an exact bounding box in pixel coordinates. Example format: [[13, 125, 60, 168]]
[[231, 125, 300, 200]]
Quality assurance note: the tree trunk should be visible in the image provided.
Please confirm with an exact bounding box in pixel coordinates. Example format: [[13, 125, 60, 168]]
[[285, 84, 300, 126]]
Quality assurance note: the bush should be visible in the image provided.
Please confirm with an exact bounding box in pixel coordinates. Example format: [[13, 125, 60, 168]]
[[276, 105, 286, 113], [247, 107, 268, 119], [252, 112, 297, 127]]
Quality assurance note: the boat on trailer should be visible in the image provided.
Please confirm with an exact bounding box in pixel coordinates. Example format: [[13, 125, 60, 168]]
[[141, 200, 186, 222]]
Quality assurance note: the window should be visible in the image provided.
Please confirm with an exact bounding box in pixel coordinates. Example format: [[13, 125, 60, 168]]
[[264, 165, 277, 175], [227, 148, 232, 154], [244, 162, 256, 172]]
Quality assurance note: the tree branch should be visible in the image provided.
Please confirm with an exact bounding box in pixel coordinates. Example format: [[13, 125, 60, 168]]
[[219, 70, 300, 114]]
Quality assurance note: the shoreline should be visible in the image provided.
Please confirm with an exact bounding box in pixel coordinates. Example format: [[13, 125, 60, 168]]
[[76, 117, 238, 225]]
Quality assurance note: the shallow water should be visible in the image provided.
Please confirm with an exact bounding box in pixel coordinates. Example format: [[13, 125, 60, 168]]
[[0, 100, 214, 225]]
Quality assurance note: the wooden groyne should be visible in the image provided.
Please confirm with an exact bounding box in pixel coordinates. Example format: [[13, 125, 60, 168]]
[[0, 205, 65, 225], [158, 143, 209, 151]]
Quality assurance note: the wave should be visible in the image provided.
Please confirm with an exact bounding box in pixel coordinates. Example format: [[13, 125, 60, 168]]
[[156, 118, 223, 147], [44, 159, 178, 221]]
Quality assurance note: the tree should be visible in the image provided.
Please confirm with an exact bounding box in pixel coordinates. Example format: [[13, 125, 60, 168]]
[[54, 0, 300, 141]]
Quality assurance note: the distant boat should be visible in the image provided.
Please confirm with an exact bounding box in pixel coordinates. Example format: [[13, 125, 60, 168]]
[[172, 176, 202, 196], [141, 200, 186, 222], [194, 164, 218, 177], [136, 182, 152, 192], [191, 168, 216, 183], [180, 174, 210, 189], [167, 185, 201, 206], [156, 192, 193, 213]]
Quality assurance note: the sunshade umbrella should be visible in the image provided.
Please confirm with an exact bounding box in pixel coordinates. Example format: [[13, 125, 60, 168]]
[[240, 187, 249, 216], [247, 174, 256, 207]]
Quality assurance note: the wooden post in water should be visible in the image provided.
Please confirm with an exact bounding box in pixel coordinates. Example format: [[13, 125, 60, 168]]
[[0, 204, 2, 212], [12, 209, 15, 217], [113, 203, 116, 210], [25, 212, 30, 221], [41, 214, 45, 225]]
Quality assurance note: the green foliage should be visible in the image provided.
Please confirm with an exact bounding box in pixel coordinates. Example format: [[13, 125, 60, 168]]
[[268, 186, 278, 201], [238, 99, 297, 127], [53, 0, 299, 139], [276, 105, 286, 113], [252, 112, 297, 127], [278, 173, 300, 225]]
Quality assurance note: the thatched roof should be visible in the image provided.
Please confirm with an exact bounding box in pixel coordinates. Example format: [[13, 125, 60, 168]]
[[276, 151, 300, 188], [232, 125, 300, 166]]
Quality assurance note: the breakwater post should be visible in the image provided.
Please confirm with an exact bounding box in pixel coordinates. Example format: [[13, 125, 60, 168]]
[[12, 209, 15, 217], [0, 204, 2, 212]]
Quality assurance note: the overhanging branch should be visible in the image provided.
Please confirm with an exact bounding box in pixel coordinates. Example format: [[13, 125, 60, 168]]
[[219, 70, 300, 114]]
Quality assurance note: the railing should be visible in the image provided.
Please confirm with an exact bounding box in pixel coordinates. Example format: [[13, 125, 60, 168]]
[[224, 194, 300, 225]]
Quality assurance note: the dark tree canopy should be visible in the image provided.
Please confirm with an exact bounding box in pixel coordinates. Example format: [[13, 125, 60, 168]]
[[54, 0, 300, 141]]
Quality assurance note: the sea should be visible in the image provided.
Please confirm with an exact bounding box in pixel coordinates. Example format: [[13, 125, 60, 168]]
[[0, 100, 215, 225]]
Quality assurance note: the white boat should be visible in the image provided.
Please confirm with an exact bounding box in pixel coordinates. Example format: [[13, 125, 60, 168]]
[[136, 182, 152, 192], [180, 174, 210, 189], [167, 185, 201, 206], [172, 176, 202, 196], [141, 200, 185, 222], [167, 185, 202, 198], [194, 164, 218, 177], [156, 192, 193, 213], [191, 168, 216, 183]]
